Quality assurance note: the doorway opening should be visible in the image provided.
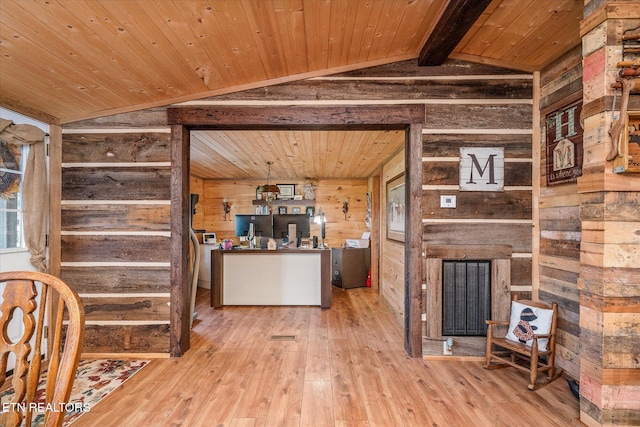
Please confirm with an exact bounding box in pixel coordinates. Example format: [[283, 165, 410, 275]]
[[167, 105, 424, 357]]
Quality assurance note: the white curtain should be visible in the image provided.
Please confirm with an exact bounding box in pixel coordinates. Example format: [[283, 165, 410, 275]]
[[0, 118, 48, 272]]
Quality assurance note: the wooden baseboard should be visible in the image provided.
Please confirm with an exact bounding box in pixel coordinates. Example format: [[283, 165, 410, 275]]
[[80, 352, 170, 359], [422, 355, 485, 362]]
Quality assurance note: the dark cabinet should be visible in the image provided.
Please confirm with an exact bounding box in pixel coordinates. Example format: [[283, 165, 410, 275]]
[[331, 248, 370, 289]]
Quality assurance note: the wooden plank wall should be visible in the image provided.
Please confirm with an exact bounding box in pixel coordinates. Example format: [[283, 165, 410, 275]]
[[60, 111, 172, 356], [196, 60, 532, 336], [577, 5, 640, 426], [420, 65, 533, 356], [381, 150, 406, 326], [61, 59, 532, 355], [190, 177, 370, 248], [538, 45, 583, 380]]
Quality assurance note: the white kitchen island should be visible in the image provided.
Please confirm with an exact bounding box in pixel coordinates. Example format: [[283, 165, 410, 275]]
[[211, 248, 332, 308]]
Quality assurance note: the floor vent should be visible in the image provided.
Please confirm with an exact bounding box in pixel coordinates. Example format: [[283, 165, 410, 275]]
[[269, 335, 297, 341]]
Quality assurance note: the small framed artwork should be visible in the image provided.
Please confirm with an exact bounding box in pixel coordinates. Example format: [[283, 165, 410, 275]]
[[545, 98, 583, 184], [305, 206, 315, 217], [386, 173, 405, 242], [292, 207, 301, 214], [277, 184, 295, 199], [278, 206, 288, 214]]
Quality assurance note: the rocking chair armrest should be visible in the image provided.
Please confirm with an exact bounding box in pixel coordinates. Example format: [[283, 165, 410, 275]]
[[485, 320, 509, 325], [486, 320, 509, 338]]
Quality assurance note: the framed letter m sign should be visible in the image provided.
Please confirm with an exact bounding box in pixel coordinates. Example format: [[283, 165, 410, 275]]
[[459, 147, 504, 192]]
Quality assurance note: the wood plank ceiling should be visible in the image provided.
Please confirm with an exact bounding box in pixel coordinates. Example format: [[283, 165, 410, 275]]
[[0, 0, 582, 179], [190, 129, 406, 180]]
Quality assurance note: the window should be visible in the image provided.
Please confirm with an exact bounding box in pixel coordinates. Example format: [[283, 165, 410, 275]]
[[0, 141, 28, 251]]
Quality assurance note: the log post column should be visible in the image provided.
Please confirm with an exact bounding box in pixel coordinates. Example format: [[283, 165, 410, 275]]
[[578, 4, 640, 426]]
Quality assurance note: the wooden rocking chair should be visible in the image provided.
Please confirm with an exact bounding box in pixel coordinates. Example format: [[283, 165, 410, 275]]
[[484, 297, 563, 390]]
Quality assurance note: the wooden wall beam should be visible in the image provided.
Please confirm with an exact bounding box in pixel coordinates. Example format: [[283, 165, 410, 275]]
[[425, 245, 512, 259], [170, 124, 191, 356], [167, 105, 424, 129], [405, 123, 423, 357], [370, 175, 381, 290], [48, 124, 62, 357], [48, 124, 62, 277]]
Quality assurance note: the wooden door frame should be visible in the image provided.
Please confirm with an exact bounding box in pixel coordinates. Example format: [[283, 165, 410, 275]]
[[167, 105, 424, 357]]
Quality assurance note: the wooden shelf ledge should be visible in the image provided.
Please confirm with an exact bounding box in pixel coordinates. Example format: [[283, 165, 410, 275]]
[[252, 199, 314, 206]]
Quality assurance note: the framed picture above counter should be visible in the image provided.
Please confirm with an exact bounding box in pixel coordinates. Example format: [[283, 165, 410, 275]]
[[276, 184, 295, 199]]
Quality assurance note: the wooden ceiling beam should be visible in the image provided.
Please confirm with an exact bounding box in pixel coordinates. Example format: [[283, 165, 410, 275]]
[[167, 105, 425, 129], [0, 97, 60, 126], [418, 0, 493, 67]]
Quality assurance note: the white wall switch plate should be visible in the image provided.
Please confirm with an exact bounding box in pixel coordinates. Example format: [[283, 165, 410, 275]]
[[440, 195, 456, 208]]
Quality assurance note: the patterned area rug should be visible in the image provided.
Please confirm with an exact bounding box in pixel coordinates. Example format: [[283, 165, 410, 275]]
[[0, 359, 149, 426]]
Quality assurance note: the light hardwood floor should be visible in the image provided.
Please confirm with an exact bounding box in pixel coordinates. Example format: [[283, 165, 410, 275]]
[[74, 287, 579, 426]]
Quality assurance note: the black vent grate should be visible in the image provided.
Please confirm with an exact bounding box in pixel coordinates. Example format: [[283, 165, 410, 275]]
[[442, 260, 491, 336]]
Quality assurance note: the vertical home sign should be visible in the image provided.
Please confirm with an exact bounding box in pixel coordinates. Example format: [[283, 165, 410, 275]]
[[545, 99, 583, 184], [459, 147, 504, 191]]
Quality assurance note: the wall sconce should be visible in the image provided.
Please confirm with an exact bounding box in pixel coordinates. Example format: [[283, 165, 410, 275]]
[[314, 207, 327, 248], [342, 198, 349, 220], [222, 199, 231, 221]]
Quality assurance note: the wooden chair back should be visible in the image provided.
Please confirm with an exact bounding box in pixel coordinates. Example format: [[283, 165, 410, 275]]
[[0, 271, 85, 427]]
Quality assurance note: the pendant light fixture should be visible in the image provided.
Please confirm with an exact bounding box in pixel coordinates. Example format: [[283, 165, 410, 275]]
[[257, 161, 280, 202]]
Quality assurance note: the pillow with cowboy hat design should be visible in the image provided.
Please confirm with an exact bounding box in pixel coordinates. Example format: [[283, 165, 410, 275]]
[[505, 301, 554, 352]]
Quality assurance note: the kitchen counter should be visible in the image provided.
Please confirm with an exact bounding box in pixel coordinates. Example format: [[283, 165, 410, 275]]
[[211, 248, 331, 308]]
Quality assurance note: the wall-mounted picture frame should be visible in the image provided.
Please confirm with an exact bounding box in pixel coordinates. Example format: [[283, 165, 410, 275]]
[[276, 184, 295, 199], [386, 173, 405, 242], [545, 98, 583, 185], [305, 206, 315, 217], [278, 206, 288, 214], [292, 207, 301, 214]]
